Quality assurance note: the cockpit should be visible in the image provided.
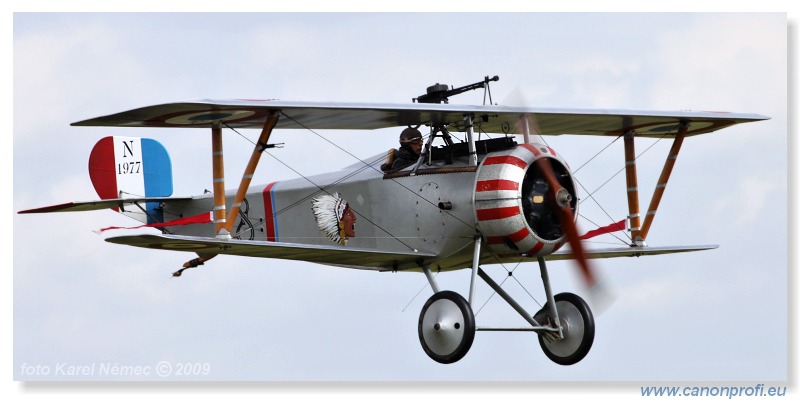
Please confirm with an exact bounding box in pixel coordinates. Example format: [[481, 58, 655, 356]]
[[382, 136, 517, 178]]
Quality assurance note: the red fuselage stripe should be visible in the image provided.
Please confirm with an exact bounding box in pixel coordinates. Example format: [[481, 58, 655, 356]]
[[476, 206, 520, 221], [482, 155, 528, 169], [476, 179, 519, 192], [487, 227, 530, 244], [263, 182, 278, 241], [528, 242, 545, 255], [519, 143, 541, 157]]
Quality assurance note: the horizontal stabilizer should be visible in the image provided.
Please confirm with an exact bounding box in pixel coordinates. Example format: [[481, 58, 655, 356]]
[[105, 234, 436, 270], [546, 244, 719, 261], [18, 197, 192, 214]]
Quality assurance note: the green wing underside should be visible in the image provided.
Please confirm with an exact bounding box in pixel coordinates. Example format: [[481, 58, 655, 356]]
[[106, 234, 437, 271]]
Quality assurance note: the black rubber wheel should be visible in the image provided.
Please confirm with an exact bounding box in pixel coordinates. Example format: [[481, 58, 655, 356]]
[[536, 292, 595, 365], [418, 291, 476, 364]]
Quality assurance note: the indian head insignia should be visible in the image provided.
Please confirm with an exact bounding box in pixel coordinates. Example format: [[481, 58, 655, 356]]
[[311, 192, 356, 245]]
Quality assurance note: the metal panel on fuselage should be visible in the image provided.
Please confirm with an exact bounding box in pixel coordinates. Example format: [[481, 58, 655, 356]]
[[263, 156, 479, 260], [154, 152, 484, 270], [161, 152, 480, 269]]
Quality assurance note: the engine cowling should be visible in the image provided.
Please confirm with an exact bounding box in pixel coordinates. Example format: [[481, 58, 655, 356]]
[[473, 143, 578, 257]]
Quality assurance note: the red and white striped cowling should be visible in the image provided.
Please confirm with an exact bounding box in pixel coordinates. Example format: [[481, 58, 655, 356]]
[[473, 143, 577, 258]]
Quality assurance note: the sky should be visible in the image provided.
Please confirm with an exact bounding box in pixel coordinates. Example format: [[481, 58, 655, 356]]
[[5, 6, 796, 402]]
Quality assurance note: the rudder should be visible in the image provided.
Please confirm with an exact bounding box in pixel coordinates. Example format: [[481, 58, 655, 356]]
[[88, 136, 173, 223]]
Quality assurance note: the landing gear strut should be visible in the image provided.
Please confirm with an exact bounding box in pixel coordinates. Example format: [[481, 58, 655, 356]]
[[534, 292, 595, 365]]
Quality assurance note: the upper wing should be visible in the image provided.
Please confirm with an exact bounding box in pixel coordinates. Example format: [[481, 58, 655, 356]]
[[71, 99, 769, 137], [105, 233, 436, 271]]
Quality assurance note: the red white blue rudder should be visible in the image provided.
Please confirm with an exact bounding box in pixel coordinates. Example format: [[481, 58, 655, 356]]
[[88, 136, 173, 224]]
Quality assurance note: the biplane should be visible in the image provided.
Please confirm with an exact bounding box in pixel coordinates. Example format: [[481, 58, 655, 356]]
[[19, 76, 768, 365]]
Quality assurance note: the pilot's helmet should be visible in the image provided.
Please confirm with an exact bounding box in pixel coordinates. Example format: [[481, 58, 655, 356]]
[[400, 127, 422, 144]]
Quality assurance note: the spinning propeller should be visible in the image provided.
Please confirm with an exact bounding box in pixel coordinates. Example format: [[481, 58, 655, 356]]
[[533, 156, 597, 289], [506, 89, 610, 306]]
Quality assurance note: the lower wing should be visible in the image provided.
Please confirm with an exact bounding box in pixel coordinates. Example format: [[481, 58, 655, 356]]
[[107, 233, 717, 272], [546, 244, 719, 261], [105, 234, 436, 271]]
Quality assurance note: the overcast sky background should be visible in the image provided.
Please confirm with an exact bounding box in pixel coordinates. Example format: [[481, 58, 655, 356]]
[[7, 8, 793, 397]]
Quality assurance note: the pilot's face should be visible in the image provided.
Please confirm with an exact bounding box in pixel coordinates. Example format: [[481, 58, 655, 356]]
[[342, 208, 357, 238], [409, 138, 423, 156]]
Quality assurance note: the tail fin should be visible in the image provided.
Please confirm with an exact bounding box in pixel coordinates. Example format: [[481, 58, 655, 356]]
[[88, 136, 173, 223]]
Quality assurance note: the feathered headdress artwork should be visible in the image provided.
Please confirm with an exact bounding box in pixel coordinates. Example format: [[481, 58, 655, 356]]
[[311, 192, 351, 245]]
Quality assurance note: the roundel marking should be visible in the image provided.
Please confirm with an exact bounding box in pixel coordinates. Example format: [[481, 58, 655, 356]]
[[164, 110, 257, 125], [154, 242, 213, 250]]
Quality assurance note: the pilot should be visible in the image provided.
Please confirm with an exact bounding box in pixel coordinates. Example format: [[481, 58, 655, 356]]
[[390, 127, 424, 170]]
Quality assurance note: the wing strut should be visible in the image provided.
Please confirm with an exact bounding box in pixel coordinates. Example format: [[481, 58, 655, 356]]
[[639, 122, 688, 241], [224, 111, 279, 233], [465, 114, 478, 166], [180, 113, 279, 272], [624, 122, 689, 244], [212, 122, 229, 238], [624, 130, 644, 245]]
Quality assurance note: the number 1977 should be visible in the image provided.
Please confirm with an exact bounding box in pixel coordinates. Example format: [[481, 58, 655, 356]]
[[117, 161, 141, 174]]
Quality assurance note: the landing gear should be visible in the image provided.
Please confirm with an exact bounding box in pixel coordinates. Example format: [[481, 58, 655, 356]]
[[535, 292, 595, 366], [418, 291, 476, 364], [415, 240, 596, 365]]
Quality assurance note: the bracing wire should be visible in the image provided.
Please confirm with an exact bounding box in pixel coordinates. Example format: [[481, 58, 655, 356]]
[[537, 131, 671, 244], [223, 122, 418, 251], [275, 112, 479, 232]]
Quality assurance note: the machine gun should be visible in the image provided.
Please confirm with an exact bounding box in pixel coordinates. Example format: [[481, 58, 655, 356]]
[[414, 75, 499, 104]]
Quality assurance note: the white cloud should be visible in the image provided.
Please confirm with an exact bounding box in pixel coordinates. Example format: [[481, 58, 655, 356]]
[[709, 172, 786, 228], [649, 14, 786, 112]]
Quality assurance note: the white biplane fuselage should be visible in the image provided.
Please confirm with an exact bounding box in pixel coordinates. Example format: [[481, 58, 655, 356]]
[[132, 135, 571, 273]]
